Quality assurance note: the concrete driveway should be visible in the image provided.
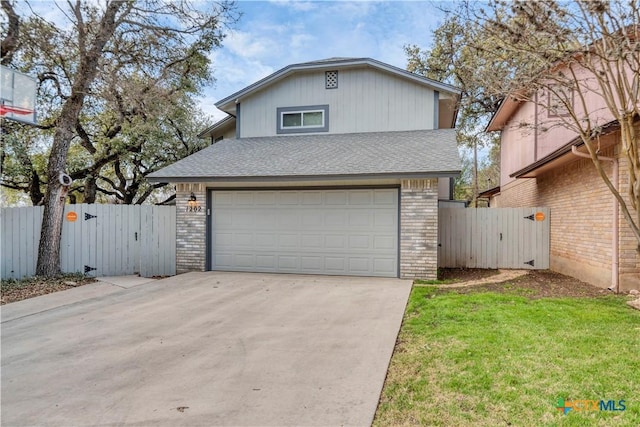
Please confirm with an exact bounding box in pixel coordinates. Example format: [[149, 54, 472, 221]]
[[1, 272, 411, 426]]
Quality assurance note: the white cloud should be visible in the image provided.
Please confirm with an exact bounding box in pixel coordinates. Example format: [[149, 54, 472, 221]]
[[290, 33, 316, 50], [268, 0, 318, 12], [223, 30, 281, 59]]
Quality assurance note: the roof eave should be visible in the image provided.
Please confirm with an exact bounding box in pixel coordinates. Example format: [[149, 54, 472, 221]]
[[197, 115, 235, 138], [486, 96, 524, 132], [509, 119, 625, 178], [147, 170, 461, 184]]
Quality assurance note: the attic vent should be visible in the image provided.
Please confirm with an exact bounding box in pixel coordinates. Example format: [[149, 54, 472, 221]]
[[325, 71, 338, 89]]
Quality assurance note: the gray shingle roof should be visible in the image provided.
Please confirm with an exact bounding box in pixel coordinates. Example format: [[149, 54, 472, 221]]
[[147, 129, 460, 182]]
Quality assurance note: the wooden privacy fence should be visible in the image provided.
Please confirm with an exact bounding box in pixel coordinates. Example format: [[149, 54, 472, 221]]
[[1, 204, 176, 280], [438, 207, 550, 269]]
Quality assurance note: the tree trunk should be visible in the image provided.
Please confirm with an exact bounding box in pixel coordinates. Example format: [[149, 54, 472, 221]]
[[473, 138, 479, 208], [36, 178, 69, 276], [35, 1, 125, 277], [29, 170, 44, 205], [84, 175, 97, 203]]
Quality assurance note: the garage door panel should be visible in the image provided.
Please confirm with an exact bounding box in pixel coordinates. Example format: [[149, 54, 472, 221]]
[[213, 192, 234, 206], [374, 236, 395, 250], [302, 211, 323, 227], [278, 256, 299, 269], [215, 211, 234, 227], [349, 191, 372, 205], [256, 255, 276, 268], [325, 211, 347, 226], [255, 233, 276, 247], [278, 192, 299, 204], [255, 212, 277, 228], [349, 235, 370, 249], [349, 212, 372, 227], [211, 189, 398, 277], [374, 189, 396, 204], [215, 232, 234, 246], [278, 234, 298, 248], [255, 192, 276, 205], [302, 192, 322, 205], [374, 212, 396, 227], [215, 253, 233, 268], [374, 258, 396, 275], [234, 212, 254, 227], [325, 235, 346, 249], [326, 191, 348, 205], [300, 234, 323, 248], [236, 192, 254, 205], [235, 254, 255, 267], [325, 257, 346, 272], [301, 256, 323, 270], [349, 257, 370, 273]]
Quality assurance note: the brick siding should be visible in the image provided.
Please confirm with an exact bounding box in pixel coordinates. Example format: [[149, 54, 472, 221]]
[[496, 141, 639, 290], [175, 183, 207, 274], [400, 179, 439, 280]]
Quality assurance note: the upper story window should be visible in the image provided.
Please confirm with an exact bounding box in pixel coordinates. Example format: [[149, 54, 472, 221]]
[[547, 86, 573, 117], [277, 105, 329, 134]]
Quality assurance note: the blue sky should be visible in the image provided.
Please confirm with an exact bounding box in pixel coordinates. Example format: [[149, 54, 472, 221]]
[[203, 1, 449, 120]]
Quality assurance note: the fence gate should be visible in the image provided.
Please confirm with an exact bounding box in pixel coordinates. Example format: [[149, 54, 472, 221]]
[[1, 204, 176, 280], [438, 207, 550, 269]]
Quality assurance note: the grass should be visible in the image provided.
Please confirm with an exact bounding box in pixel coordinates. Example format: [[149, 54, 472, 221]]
[[374, 286, 640, 426]]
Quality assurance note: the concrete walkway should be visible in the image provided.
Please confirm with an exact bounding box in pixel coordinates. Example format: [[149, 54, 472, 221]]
[[1, 272, 411, 426], [1, 276, 158, 323]]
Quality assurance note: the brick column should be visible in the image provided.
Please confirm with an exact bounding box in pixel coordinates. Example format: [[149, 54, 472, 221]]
[[175, 183, 207, 274], [400, 179, 438, 280]]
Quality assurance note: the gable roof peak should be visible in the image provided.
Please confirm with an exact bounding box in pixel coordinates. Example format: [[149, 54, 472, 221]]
[[215, 57, 461, 113]]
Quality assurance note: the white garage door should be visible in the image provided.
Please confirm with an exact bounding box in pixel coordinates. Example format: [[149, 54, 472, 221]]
[[211, 188, 398, 277]]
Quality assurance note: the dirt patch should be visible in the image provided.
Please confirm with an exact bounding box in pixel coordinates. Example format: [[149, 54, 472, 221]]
[[1, 275, 96, 305], [438, 269, 611, 299], [438, 268, 501, 282]]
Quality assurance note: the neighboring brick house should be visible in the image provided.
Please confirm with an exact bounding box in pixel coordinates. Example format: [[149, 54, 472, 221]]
[[148, 57, 461, 279], [487, 73, 640, 290]]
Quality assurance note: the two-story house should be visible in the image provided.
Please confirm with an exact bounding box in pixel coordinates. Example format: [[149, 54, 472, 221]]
[[486, 64, 639, 291], [148, 58, 461, 279]]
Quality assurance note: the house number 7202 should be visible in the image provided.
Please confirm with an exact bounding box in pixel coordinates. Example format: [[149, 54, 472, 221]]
[[185, 206, 202, 212]]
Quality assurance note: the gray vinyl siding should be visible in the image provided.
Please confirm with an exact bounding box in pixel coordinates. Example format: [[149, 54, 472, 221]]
[[222, 127, 236, 140], [240, 68, 436, 137]]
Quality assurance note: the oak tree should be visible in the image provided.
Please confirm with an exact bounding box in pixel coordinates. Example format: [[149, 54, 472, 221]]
[[1, 0, 237, 276]]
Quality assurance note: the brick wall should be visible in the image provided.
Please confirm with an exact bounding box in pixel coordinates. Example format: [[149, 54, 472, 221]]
[[400, 179, 438, 280], [497, 141, 639, 290], [175, 183, 207, 274]]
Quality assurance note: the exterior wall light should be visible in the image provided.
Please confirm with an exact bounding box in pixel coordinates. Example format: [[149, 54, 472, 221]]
[[188, 192, 198, 208]]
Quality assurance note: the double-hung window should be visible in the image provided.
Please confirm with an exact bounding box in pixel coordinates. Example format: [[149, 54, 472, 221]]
[[277, 105, 329, 134]]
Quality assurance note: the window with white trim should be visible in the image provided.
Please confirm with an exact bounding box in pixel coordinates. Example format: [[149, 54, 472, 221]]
[[277, 105, 329, 134]]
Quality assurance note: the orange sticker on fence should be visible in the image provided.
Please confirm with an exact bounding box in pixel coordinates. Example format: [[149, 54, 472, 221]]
[[535, 212, 545, 221], [66, 211, 78, 222]]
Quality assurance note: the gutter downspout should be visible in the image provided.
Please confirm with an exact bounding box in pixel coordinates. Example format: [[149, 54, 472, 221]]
[[571, 145, 619, 293]]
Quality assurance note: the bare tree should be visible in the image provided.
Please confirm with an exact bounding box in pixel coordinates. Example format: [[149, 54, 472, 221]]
[[405, 14, 503, 206], [447, 0, 640, 247]]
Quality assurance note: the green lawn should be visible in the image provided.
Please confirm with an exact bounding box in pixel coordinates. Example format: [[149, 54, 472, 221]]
[[374, 287, 640, 426]]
